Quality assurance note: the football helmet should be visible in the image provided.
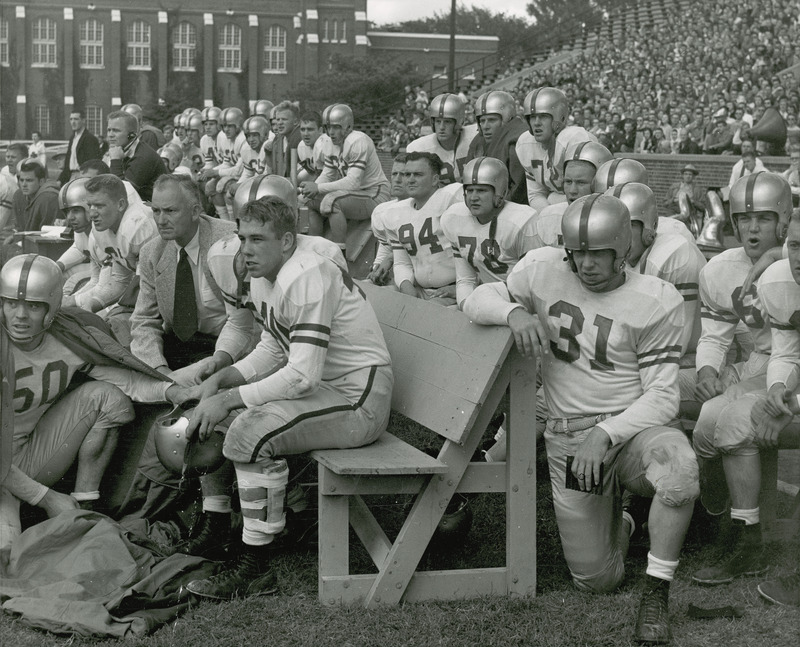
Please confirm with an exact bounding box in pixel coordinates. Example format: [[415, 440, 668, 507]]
[[201, 106, 222, 124], [429, 93, 466, 131], [154, 409, 226, 478], [562, 194, 631, 263], [605, 182, 658, 246], [158, 145, 183, 169], [592, 158, 649, 192], [234, 175, 298, 219], [462, 157, 509, 199], [474, 91, 516, 123], [121, 103, 143, 122], [564, 141, 614, 172], [173, 114, 182, 128], [58, 177, 90, 213], [243, 115, 271, 139], [0, 254, 64, 330], [253, 100, 275, 117], [322, 104, 354, 131], [186, 114, 203, 133], [729, 171, 793, 242], [523, 87, 570, 134], [221, 107, 245, 130]]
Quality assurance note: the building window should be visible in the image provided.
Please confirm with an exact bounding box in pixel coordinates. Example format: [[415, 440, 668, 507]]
[[340, 20, 346, 43], [34, 105, 51, 136], [86, 105, 103, 137], [322, 20, 329, 43], [126, 20, 151, 70], [173, 21, 196, 71], [218, 23, 241, 72], [332, 20, 338, 43], [263, 25, 286, 73], [0, 19, 8, 67], [32, 18, 57, 67], [79, 19, 104, 68]]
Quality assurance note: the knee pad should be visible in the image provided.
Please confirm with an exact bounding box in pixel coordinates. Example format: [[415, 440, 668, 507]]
[[713, 394, 763, 456], [236, 459, 289, 537], [649, 436, 700, 507]]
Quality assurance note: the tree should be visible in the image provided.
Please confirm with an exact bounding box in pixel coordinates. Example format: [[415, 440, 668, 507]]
[[526, 0, 627, 31]]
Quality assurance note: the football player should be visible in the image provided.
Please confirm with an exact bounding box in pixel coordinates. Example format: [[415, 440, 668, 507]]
[[368, 154, 408, 286], [301, 103, 390, 253], [463, 194, 697, 644], [406, 93, 477, 185], [516, 87, 596, 212], [55, 178, 102, 296], [200, 107, 247, 221], [235, 116, 273, 186], [200, 106, 224, 171], [440, 157, 537, 308], [385, 151, 462, 304], [296, 111, 329, 184], [182, 114, 206, 178], [0, 254, 191, 552]]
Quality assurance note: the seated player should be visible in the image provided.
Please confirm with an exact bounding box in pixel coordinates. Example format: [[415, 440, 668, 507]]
[[200, 106, 225, 195], [467, 91, 528, 205], [181, 114, 206, 178], [234, 116, 273, 187], [158, 144, 194, 177], [200, 107, 246, 221], [464, 195, 697, 644], [0, 254, 191, 552], [10, 159, 60, 235], [301, 103, 390, 253], [55, 178, 101, 296], [533, 141, 613, 247], [178, 196, 393, 600], [385, 151, 462, 304], [440, 157, 537, 308], [516, 87, 596, 212], [406, 93, 478, 185], [296, 111, 329, 185], [690, 173, 794, 585], [368, 154, 408, 286]]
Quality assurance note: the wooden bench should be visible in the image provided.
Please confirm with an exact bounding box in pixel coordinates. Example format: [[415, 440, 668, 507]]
[[310, 281, 538, 607]]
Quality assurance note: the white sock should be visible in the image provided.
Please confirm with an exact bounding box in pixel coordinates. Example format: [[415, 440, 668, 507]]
[[202, 495, 232, 514], [730, 507, 759, 525], [646, 552, 679, 582]]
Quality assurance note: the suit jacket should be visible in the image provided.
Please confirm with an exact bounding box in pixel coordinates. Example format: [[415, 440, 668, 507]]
[[58, 130, 102, 185], [109, 140, 166, 202], [129, 215, 240, 369]]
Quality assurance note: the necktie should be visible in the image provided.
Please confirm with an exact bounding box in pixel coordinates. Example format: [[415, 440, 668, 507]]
[[173, 247, 198, 342]]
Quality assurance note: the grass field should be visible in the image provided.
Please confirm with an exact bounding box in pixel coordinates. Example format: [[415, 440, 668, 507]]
[[1, 416, 798, 647]]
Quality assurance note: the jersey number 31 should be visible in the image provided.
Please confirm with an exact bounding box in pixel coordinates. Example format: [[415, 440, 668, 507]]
[[549, 301, 615, 371]]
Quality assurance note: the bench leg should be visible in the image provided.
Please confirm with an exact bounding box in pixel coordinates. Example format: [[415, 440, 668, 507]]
[[760, 449, 778, 526], [318, 465, 349, 604]]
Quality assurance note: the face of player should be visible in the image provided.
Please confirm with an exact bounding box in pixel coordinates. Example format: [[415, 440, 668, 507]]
[[434, 118, 458, 146], [203, 121, 220, 137], [66, 206, 91, 234], [2, 298, 48, 348], [390, 162, 408, 199], [529, 113, 556, 144], [326, 124, 351, 147], [571, 249, 625, 293], [478, 115, 503, 144], [151, 184, 200, 247], [17, 171, 43, 197], [299, 121, 321, 148], [86, 190, 126, 233], [5, 149, 21, 173], [787, 219, 800, 285], [186, 129, 201, 147], [734, 211, 781, 261], [237, 218, 292, 282], [246, 130, 266, 151], [403, 159, 439, 203], [562, 161, 595, 204], [160, 156, 177, 172], [69, 112, 85, 133], [163, 125, 175, 139], [464, 185, 501, 223], [224, 124, 239, 141]]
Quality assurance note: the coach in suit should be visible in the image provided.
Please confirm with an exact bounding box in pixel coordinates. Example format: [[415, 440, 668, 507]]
[[106, 110, 166, 202], [129, 174, 251, 382], [58, 110, 102, 185]]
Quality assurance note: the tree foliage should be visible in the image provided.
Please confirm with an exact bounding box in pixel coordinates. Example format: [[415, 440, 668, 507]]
[[526, 0, 628, 31]]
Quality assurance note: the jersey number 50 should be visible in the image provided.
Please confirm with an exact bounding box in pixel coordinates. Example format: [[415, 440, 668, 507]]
[[549, 301, 615, 371]]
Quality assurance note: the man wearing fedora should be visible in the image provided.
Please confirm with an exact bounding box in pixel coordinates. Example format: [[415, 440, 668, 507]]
[[703, 109, 734, 155], [663, 164, 707, 219]]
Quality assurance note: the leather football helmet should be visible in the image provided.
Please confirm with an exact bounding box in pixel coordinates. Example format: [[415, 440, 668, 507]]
[[523, 87, 570, 134], [234, 175, 298, 219], [592, 158, 649, 192], [58, 177, 90, 213], [154, 409, 226, 478], [253, 100, 275, 117], [158, 145, 183, 169], [173, 114, 182, 128], [729, 171, 793, 242], [564, 141, 613, 172], [186, 114, 203, 133], [322, 104, 354, 131], [462, 157, 509, 199], [562, 194, 631, 264], [605, 182, 658, 247], [429, 93, 466, 131], [0, 254, 63, 330], [474, 91, 516, 123], [243, 115, 271, 139], [121, 103, 143, 122], [201, 106, 222, 124], [220, 107, 245, 130]]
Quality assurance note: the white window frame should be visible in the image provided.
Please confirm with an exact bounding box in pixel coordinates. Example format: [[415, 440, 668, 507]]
[[32, 18, 58, 68], [340, 20, 347, 44], [0, 19, 9, 67], [86, 105, 103, 137], [126, 20, 151, 70], [322, 19, 329, 43], [173, 21, 196, 72], [34, 104, 51, 136], [332, 19, 338, 43], [263, 25, 286, 74], [79, 19, 104, 69], [218, 23, 242, 73]]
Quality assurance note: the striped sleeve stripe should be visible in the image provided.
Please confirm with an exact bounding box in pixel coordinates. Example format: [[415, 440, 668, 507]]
[[266, 317, 290, 351], [674, 282, 699, 301], [349, 161, 367, 170], [638, 346, 681, 368], [291, 323, 331, 334], [290, 336, 329, 348], [700, 305, 738, 323], [638, 356, 680, 369], [637, 345, 682, 360], [674, 282, 699, 291]]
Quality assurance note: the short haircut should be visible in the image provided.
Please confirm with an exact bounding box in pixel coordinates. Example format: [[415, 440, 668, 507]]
[[19, 160, 46, 180], [79, 159, 111, 174], [275, 101, 300, 120], [790, 207, 800, 224], [7, 143, 28, 157], [31, 130, 42, 138], [239, 195, 297, 238], [152, 173, 202, 208], [70, 109, 85, 119], [85, 173, 127, 202], [393, 152, 407, 164], [107, 110, 139, 134], [742, 150, 756, 159], [300, 111, 322, 128], [405, 151, 441, 175]]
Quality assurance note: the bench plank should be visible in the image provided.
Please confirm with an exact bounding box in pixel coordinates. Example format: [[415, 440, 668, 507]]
[[311, 433, 447, 476]]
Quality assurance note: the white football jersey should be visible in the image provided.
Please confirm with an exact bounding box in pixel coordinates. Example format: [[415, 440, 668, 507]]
[[440, 201, 538, 305], [216, 130, 247, 178], [757, 259, 800, 390], [406, 124, 479, 185], [371, 199, 400, 267], [507, 246, 683, 445], [297, 134, 330, 178], [516, 126, 596, 211], [697, 247, 771, 373], [657, 216, 695, 244], [387, 184, 463, 289], [200, 132, 225, 169], [532, 202, 569, 248], [239, 142, 272, 182], [317, 130, 389, 195]]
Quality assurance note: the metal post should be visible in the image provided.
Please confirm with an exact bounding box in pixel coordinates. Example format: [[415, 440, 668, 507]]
[[448, 0, 456, 93]]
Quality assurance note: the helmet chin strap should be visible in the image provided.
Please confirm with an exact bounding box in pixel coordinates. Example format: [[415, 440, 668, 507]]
[[0, 312, 52, 346]]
